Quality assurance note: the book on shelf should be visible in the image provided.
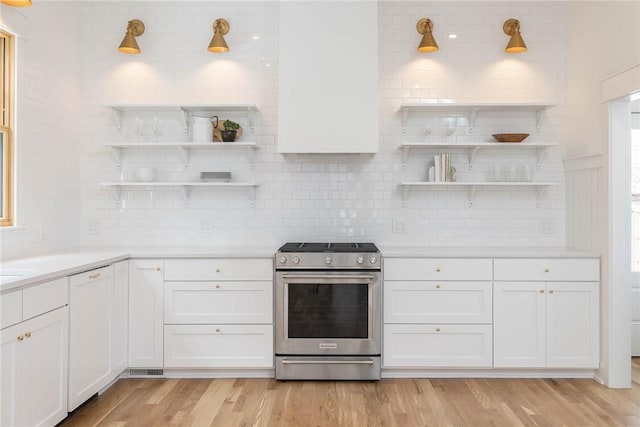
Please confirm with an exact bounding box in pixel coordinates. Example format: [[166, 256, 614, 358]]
[[430, 152, 454, 182]]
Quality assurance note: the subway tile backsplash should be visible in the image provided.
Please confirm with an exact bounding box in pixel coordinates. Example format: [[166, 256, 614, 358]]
[[2, 1, 567, 259]]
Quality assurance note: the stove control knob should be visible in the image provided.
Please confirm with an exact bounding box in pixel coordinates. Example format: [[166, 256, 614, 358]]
[[292, 256, 300, 265], [279, 256, 287, 264], [356, 256, 365, 264], [324, 256, 332, 265], [369, 255, 378, 264]]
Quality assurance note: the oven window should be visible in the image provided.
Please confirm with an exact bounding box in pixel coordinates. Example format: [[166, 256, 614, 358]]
[[287, 284, 368, 339]]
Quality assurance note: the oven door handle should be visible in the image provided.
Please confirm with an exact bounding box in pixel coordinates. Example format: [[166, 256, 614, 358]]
[[280, 359, 375, 365], [280, 274, 375, 281]]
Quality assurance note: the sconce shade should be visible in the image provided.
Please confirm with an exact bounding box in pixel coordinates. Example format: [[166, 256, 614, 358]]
[[208, 18, 230, 53], [416, 18, 439, 52], [503, 18, 527, 53], [0, 0, 32, 7], [118, 19, 145, 54]]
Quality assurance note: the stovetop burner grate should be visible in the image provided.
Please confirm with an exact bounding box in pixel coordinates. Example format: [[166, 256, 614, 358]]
[[278, 242, 379, 253]]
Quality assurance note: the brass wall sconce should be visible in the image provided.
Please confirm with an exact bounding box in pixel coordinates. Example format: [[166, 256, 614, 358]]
[[416, 18, 439, 52], [118, 19, 145, 54], [0, 0, 32, 7], [503, 18, 527, 53], [208, 18, 230, 53]]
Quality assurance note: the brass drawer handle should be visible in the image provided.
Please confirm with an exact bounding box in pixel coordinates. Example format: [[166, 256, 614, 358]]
[[89, 273, 101, 279], [549, 289, 554, 294], [215, 284, 221, 289], [17, 335, 24, 342], [215, 268, 221, 273], [435, 268, 441, 272], [215, 328, 221, 333], [544, 268, 550, 273], [539, 289, 545, 293], [25, 331, 31, 338], [435, 327, 441, 332], [435, 284, 441, 289], [156, 267, 161, 272]]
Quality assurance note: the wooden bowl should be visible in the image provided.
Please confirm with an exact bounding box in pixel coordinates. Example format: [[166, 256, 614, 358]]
[[492, 133, 529, 143]]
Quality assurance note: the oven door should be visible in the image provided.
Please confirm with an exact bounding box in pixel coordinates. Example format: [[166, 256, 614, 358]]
[[275, 270, 381, 356]]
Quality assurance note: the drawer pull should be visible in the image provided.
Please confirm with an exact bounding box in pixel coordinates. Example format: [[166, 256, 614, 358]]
[[89, 273, 101, 279], [215, 284, 221, 289], [435, 268, 441, 272], [215, 328, 221, 333], [17, 335, 24, 342], [435, 284, 441, 289], [156, 267, 161, 272], [539, 289, 545, 294], [549, 289, 554, 294], [435, 327, 441, 332], [544, 268, 550, 273], [25, 331, 31, 338], [215, 268, 221, 273]]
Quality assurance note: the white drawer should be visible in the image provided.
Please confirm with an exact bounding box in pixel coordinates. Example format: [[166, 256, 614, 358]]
[[23, 277, 68, 321], [632, 288, 640, 321], [164, 281, 273, 324], [164, 324, 274, 368], [494, 258, 599, 281], [1, 290, 22, 329], [384, 258, 492, 281], [384, 281, 492, 324], [164, 258, 273, 281], [383, 324, 492, 368]]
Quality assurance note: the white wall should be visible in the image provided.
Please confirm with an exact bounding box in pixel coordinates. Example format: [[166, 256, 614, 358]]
[[77, 1, 568, 249], [566, 1, 640, 387], [0, 3, 83, 260]]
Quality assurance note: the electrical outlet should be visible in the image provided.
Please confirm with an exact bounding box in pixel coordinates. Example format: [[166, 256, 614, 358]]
[[199, 221, 213, 234], [392, 218, 406, 234], [539, 220, 554, 235], [87, 222, 99, 235]]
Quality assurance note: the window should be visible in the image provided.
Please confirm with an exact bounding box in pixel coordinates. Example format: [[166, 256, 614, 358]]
[[0, 30, 13, 226]]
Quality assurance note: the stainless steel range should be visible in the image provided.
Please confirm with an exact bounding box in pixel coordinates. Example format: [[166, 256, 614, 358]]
[[274, 242, 381, 380]]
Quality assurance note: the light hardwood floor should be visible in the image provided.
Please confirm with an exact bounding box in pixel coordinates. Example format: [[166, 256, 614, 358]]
[[61, 359, 640, 427]]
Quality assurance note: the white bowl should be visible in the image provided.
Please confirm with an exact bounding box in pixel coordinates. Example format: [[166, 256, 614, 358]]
[[135, 167, 155, 182]]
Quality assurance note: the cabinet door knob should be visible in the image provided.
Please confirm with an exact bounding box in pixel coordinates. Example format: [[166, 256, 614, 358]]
[[89, 273, 101, 279], [435, 327, 441, 332], [25, 331, 31, 338], [549, 289, 554, 294], [17, 335, 24, 342], [544, 268, 550, 273], [435, 268, 441, 272], [435, 284, 441, 289], [156, 267, 161, 272], [539, 289, 545, 293]]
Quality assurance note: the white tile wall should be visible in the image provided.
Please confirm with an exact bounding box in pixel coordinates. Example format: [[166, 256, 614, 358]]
[[0, 2, 83, 259], [5, 1, 569, 256]]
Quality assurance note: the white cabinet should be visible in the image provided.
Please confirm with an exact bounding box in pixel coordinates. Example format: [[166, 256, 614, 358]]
[[164, 281, 272, 324], [1, 307, 68, 427], [68, 265, 114, 411], [163, 258, 274, 369], [164, 324, 273, 368], [382, 258, 493, 368], [277, 1, 378, 153], [128, 259, 164, 368], [632, 288, 640, 356], [493, 258, 599, 369], [112, 260, 129, 378]]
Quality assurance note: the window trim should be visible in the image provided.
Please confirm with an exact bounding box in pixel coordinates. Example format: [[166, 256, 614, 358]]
[[1, 29, 14, 227]]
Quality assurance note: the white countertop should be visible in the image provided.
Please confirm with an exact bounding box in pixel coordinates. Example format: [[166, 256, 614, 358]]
[[0, 245, 599, 293], [379, 246, 600, 258]]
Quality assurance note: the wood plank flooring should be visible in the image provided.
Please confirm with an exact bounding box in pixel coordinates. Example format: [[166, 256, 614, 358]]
[[61, 359, 640, 427]]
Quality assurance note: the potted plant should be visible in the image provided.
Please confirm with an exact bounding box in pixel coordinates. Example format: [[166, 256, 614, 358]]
[[221, 119, 240, 142]]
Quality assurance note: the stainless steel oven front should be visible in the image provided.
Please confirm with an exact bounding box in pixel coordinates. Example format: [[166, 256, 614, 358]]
[[274, 270, 381, 380]]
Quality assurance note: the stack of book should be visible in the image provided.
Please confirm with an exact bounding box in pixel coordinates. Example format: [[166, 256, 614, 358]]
[[429, 153, 454, 182]]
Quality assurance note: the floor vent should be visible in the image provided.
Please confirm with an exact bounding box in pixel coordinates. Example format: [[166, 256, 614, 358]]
[[128, 368, 164, 377]]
